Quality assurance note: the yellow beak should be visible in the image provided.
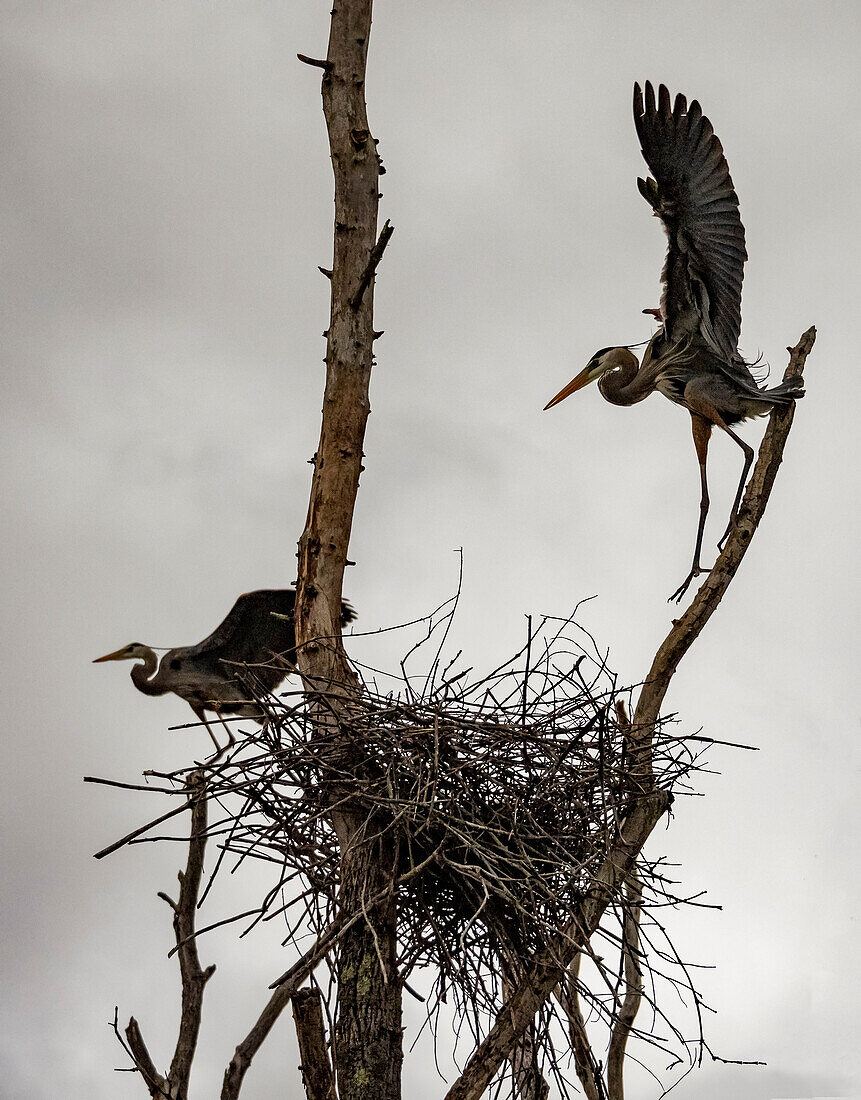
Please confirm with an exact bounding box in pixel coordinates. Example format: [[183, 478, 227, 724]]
[[93, 648, 127, 663], [543, 366, 595, 411]]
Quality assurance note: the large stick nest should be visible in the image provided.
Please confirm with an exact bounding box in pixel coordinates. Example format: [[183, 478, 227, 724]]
[[93, 603, 715, 1090], [199, 608, 699, 1004]]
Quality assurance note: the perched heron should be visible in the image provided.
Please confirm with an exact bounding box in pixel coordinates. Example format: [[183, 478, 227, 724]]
[[94, 589, 356, 753], [544, 82, 804, 601]]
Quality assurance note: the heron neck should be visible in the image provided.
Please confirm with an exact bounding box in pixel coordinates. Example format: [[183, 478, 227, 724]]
[[130, 649, 169, 696], [597, 340, 663, 407]]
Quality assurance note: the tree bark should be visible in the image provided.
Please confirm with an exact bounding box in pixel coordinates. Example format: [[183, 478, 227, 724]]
[[556, 961, 604, 1100], [292, 4, 401, 1099], [294, 0, 385, 664], [292, 988, 337, 1100], [606, 872, 643, 1100], [333, 837, 401, 1100]]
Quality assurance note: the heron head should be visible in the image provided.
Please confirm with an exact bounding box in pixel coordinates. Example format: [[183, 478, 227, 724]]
[[93, 643, 150, 664], [543, 347, 637, 410]]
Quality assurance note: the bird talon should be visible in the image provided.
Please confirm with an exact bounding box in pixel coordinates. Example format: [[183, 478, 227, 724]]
[[717, 516, 737, 551], [669, 566, 709, 604]]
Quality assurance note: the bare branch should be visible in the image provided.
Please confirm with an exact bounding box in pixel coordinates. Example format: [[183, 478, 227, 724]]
[[607, 871, 644, 1099], [222, 950, 332, 1100], [442, 329, 814, 1100], [292, 987, 336, 1100], [123, 1016, 167, 1097], [294, 0, 384, 658], [556, 960, 604, 1100], [634, 326, 816, 735], [167, 771, 216, 1092], [92, 798, 193, 859], [114, 771, 213, 1099], [297, 53, 333, 71], [291, 4, 403, 1099], [502, 961, 550, 1100], [350, 219, 394, 309]]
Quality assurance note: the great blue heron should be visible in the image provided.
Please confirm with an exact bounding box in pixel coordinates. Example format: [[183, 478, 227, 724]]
[[544, 82, 804, 601], [94, 589, 356, 753]]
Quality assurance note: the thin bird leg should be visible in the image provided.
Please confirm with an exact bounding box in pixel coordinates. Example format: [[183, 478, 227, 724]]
[[190, 703, 224, 755], [213, 710, 237, 751], [716, 419, 755, 550], [670, 414, 713, 603]]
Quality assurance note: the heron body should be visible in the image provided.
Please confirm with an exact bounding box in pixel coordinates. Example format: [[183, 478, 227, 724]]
[[94, 588, 356, 753], [544, 82, 803, 600]]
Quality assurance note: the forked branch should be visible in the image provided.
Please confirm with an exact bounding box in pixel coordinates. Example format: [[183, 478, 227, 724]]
[[118, 771, 214, 1099]]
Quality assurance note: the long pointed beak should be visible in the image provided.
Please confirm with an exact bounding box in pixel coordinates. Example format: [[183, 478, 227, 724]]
[[543, 366, 595, 411], [93, 648, 127, 663]]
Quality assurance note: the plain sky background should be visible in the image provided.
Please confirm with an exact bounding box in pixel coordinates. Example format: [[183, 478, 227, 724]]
[[1, 2, 859, 1097]]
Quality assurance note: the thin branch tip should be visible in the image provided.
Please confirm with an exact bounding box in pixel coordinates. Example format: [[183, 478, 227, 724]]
[[297, 53, 333, 71], [350, 220, 395, 308]]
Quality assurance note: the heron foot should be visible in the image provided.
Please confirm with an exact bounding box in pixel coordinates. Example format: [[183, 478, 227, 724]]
[[207, 732, 236, 765], [669, 565, 709, 604], [717, 514, 737, 552]]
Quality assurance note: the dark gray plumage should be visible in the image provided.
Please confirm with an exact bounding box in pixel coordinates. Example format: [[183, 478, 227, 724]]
[[544, 83, 804, 600], [94, 589, 356, 752], [634, 79, 747, 370]]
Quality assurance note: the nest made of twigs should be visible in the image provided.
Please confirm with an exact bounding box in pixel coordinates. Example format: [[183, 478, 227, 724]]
[[205, 612, 697, 1001]]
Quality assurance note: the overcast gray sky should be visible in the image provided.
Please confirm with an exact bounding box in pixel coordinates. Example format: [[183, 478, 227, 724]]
[[1, 2, 859, 1097]]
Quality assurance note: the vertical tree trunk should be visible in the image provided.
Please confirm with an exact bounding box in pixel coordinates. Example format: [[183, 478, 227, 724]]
[[334, 838, 401, 1100], [293, 3, 401, 1099], [294, 0, 382, 656]]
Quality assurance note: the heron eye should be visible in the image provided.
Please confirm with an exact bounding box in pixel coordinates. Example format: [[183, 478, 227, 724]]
[[169, 659, 182, 670]]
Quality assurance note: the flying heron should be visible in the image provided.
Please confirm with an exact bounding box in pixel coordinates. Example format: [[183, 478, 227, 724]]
[[544, 82, 804, 601], [94, 588, 356, 753]]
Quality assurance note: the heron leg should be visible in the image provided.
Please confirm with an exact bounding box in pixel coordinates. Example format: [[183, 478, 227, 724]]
[[670, 415, 713, 603], [214, 710, 237, 751], [190, 703, 228, 758], [716, 421, 755, 550]]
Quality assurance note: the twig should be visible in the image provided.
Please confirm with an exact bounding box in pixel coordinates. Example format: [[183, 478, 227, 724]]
[[124, 1016, 168, 1097], [350, 219, 395, 309], [93, 799, 193, 859], [297, 53, 333, 71]]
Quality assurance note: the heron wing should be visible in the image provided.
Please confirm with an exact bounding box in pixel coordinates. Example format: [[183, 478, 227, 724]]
[[633, 81, 747, 365], [178, 589, 357, 694]]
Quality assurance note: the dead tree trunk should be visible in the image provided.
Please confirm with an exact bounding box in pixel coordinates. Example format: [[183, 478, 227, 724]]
[[292, 3, 401, 1099]]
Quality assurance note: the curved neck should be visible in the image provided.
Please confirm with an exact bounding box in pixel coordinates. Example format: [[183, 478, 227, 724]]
[[130, 649, 169, 696], [597, 343, 663, 407]]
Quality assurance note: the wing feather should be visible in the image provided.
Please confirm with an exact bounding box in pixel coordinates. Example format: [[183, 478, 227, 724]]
[[634, 81, 747, 362], [178, 589, 356, 694]]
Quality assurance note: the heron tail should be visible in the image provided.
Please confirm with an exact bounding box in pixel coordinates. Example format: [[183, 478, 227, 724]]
[[762, 375, 805, 404]]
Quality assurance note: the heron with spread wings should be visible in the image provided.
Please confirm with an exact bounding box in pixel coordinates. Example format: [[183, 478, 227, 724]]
[[545, 82, 803, 601], [94, 589, 356, 754]]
